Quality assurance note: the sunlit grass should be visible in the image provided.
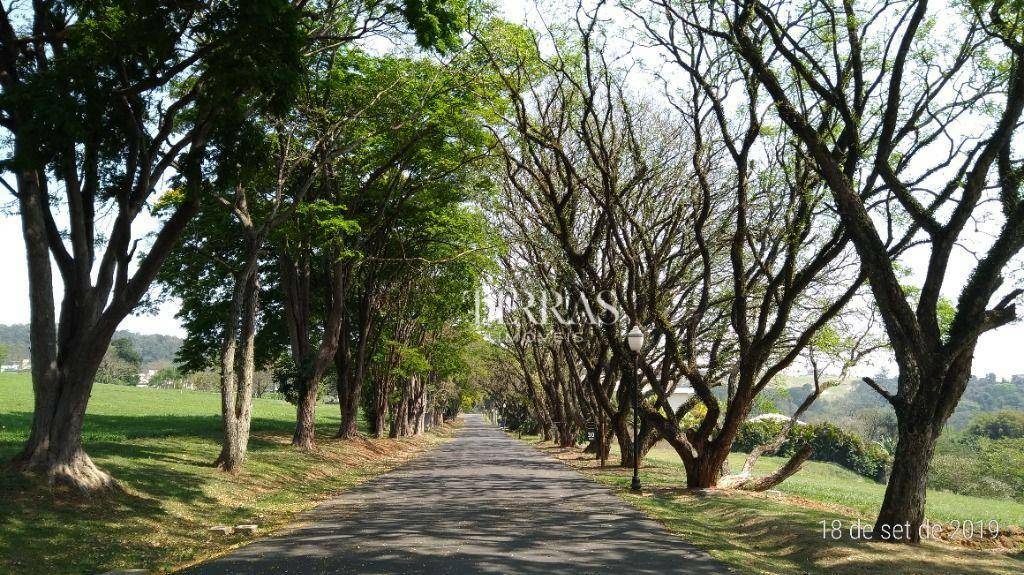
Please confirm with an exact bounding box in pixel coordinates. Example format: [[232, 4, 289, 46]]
[[0, 372, 452, 574], [642, 443, 1024, 527], [524, 436, 1024, 575]]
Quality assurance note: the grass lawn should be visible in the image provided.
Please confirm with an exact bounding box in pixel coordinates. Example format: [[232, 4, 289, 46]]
[[0, 372, 454, 574], [647, 444, 1024, 528], [524, 437, 1024, 575]]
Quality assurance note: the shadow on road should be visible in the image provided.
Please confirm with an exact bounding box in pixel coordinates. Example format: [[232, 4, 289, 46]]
[[180, 414, 728, 575]]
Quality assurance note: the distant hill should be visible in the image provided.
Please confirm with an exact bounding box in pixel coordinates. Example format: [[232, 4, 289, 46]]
[[769, 371, 1024, 431], [0, 324, 182, 369]]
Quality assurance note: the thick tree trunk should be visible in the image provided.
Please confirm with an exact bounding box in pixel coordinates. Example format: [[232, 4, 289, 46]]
[[216, 329, 240, 466], [875, 359, 970, 543], [615, 415, 633, 467], [372, 378, 392, 438], [336, 342, 366, 439], [875, 424, 939, 543], [336, 291, 374, 439], [390, 376, 413, 438], [13, 170, 115, 492], [413, 380, 428, 436], [281, 255, 347, 450], [17, 370, 117, 492], [293, 379, 319, 450]]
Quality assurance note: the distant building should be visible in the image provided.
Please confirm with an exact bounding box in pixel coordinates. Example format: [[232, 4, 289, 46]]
[[667, 385, 695, 411], [137, 369, 158, 386], [749, 413, 807, 426], [1, 359, 30, 372], [610, 380, 696, 411]]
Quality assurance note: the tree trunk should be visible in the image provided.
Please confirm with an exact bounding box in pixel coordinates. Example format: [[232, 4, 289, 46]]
[[390, 376, 413, 438], [215, 269, 259, 472], [293, 378, 319, 450], [281, 254, 347, 450], [336, 340, 366, 439], [615, 414, 633, 467], [336, 291, 374, 439], [17, 369, 117, 492], [372, 377, 392, 438], [875, 424, 939, 543], [874, 358, 970, 543], [13, 170, 115, 492], [720, 445, 813, 491]]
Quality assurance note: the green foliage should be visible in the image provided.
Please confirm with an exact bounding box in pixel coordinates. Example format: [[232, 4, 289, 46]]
[[393, 343, 431, 378], [969, 0, 1024, 39], [95, 340, 142, 386], [284, 200, 361, 254], [930, 433, 1024, 501], [0, 344, 7, 365], [272, 356, 329, 405], [400, 0, 467, 50], [148, 367, 181, 388], [111, 338, 143, 367], [936, 297, 956, 337], [0, 324, 181, 366], [780, 373, 1024, 431], [1, 0, 305, 171], [733, 420, 891, 481], [966, 410, 1024, 440]]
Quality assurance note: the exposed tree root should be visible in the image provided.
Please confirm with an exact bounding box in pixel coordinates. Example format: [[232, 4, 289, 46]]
[[16, 449, 121, 495]]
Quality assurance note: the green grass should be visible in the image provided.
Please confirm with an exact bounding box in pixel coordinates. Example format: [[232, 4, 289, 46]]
[[646, 444, 1024, 527], [528, 438, 1024, 575], [0, 372, 451, 574]]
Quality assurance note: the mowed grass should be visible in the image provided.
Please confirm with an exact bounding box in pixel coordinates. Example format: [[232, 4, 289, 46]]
[[528, 438, 1024, 575], [0, 372, 452, 574], [646, 444, 1024, 527]]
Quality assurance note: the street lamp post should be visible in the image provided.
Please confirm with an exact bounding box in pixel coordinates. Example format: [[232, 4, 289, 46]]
[[626, 325, 645, 492]]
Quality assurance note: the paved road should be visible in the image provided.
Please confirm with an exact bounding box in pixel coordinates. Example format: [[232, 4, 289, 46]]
[[182, 414, 728, 574]]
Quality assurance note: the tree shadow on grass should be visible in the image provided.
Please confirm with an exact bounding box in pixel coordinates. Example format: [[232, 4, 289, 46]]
[[643, 490, 1024, 575], [0, 405, 366, 575], [0, 411, 314, 506]]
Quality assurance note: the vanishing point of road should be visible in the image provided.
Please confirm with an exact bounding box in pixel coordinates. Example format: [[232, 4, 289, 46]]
[[182, 414, 728, 574]]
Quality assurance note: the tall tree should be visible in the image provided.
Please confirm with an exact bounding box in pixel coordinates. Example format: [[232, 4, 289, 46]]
[[665, 0, 1024, 539], [0, 0, 304, 491], [328, 52, 496, 439], [488, 6, 869, 490]]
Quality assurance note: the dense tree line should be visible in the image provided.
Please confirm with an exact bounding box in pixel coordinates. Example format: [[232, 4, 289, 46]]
[[3, 0, 1023, 550], [484, 0, 1024, 545], [1, 0, 491, 486], [0, 324, 182, 366]]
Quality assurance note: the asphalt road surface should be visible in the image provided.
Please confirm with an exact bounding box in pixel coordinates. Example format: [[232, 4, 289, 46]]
[[181, 414, 729, 575]]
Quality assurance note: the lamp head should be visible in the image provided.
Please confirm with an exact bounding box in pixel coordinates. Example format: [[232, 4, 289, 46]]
[[626, 325, 645, 353]]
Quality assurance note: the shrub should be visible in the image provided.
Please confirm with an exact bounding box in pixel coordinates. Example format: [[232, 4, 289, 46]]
[[966, 410, 1024, 440], [929, 439, 1024, 501], [978, 438, 1024, 499], [732, 419, 891, 481]]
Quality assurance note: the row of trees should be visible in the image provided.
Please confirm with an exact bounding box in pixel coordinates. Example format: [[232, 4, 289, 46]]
[[4, 0, 1023, 549], [1, 0, 496, 488], [158, 37, 500, 468], [486, 0, 1024, 544]]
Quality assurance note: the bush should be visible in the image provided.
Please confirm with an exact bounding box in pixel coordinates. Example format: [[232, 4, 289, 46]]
[[978, 438, 1024, 499], [929, 438, 1024, 501], [733, 419, 891, 481], [966, 410, 1024, 440]]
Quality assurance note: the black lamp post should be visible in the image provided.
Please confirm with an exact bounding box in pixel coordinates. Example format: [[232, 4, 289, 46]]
[[626, 325, 645, 492]]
